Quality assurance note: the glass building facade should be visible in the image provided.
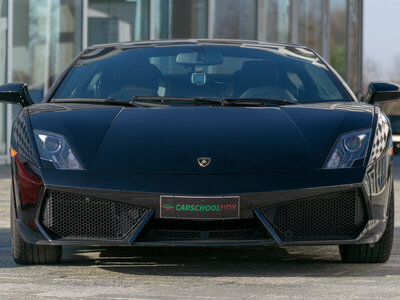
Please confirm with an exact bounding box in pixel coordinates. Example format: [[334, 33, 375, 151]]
[[0, 0, 363, 162]]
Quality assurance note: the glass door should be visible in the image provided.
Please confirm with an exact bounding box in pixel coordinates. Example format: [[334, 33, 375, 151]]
[[88, 0, 149, 45], [12, 0, 83, 102]]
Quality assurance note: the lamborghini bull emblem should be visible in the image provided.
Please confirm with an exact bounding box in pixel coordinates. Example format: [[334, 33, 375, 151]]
[[197, 157, 211, 167]]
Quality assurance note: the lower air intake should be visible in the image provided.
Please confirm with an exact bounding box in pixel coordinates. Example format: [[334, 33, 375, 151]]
[[261, 189, 367, 241], [40, 190, 148, 240], [145, 228, 267, 241]]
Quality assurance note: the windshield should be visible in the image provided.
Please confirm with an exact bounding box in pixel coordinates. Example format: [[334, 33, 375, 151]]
[[52, 44, 351, 104]]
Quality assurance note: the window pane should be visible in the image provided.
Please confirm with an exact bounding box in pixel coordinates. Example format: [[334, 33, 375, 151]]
[[259, 0, 290, 43], [297, 0, 323, 54], [329, 0, 347, 79], [0, 0, 6, 84], [88, 0, 149, 45], [347, 0, 361, 93], [12, 0, 83, 102], [212, 0, 257, 39], [154, 0, 207, 39], [0, 0, 7, 155]]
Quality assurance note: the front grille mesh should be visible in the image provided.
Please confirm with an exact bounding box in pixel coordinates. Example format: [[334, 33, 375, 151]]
[[146, 228, 267, 241], [152, 230, 201, 240], [208, 229, 265, 240], [40, 190, 148, 240], [261, 189, 367, 241]]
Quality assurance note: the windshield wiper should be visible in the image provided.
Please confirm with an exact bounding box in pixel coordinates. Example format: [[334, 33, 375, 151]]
[[52, 97, 296, 107], [223, 98, 297, 106], [132, 96, 224, 105], [131, 96, 296, 106], [51, 97, 144, 108], [104, 97, 144, 107]]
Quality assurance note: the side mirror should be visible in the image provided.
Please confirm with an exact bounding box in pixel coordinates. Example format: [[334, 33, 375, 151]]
[[0, 83, 34, 107], [364, 82, 400, 105]]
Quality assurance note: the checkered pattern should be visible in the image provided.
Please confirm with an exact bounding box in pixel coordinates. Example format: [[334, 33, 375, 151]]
[[11, 109, 37, 164], [369, 109, 390, 164]]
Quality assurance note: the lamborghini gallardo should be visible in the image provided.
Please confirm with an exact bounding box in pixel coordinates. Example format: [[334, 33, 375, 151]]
[[1, 40, 398, 264]]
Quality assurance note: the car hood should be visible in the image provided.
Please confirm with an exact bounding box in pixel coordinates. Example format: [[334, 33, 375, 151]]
[[28, 102, 374, 173]]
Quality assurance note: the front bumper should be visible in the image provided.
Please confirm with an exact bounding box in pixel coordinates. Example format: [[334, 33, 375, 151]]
[[13, 163, 392, 247]]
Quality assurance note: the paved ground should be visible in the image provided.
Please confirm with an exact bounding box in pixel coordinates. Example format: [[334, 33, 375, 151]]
[[0, 163, 399, 299]]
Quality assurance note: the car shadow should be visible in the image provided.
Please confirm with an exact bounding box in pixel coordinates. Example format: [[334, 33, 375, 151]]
[[1, 225, 399, 277], [59, 226, 400, 278]]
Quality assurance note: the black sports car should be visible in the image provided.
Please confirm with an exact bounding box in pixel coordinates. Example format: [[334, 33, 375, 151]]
[[1, 40, 398, 265]]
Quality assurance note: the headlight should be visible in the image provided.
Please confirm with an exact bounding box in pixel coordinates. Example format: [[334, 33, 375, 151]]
[[324, 129, 371, 169], [33, 130, 83, 170]]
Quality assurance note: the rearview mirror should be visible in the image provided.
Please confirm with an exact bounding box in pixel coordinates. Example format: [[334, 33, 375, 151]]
[[0, 83, 34, 107], [364, 82, 400, 105]]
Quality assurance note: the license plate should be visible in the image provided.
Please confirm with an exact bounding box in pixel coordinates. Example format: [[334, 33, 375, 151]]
[[160, 195, 240, 219]]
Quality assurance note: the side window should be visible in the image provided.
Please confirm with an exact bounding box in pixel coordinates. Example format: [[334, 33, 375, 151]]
[[205, 57, 249, 74], [150, 56, 187, 75], [286, 71, 305, 97], [287, 72, 304, 90], [86, 72, 102, 97], [304, 64, 343, 100]]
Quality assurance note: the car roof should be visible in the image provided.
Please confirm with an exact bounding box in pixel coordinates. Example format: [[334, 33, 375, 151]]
[[87, 39, 310, 51]]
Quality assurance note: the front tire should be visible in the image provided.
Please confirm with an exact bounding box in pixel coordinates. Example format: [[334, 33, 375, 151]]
[[339, 185, 394, 263], [11, 196, 62, 265]]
